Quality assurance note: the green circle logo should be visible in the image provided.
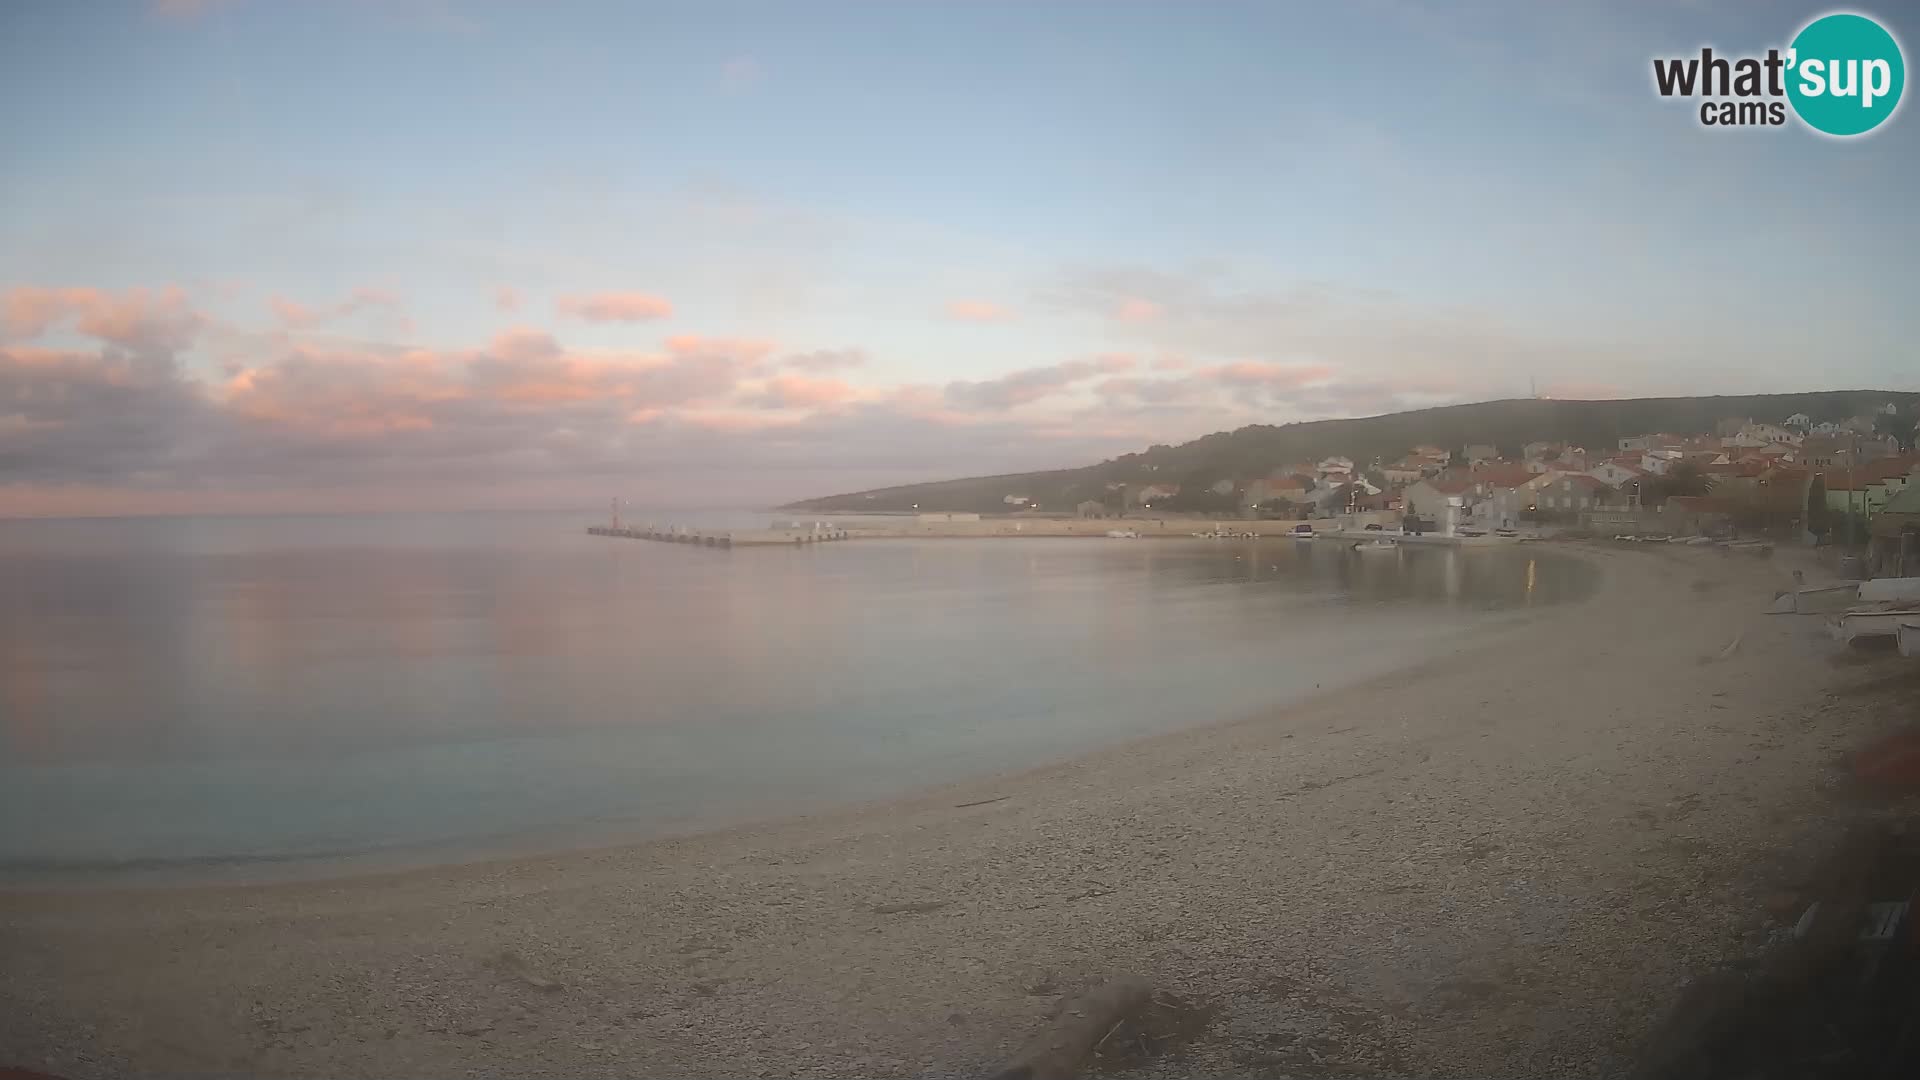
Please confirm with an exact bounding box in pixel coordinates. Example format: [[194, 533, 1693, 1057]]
[[1786, 13, 1905, 136]]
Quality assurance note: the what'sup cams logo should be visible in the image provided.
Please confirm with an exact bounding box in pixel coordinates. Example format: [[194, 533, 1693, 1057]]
[[1653, 11, 1905, 136]]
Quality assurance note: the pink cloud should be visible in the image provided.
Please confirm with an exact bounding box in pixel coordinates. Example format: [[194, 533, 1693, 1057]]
[[269, 288, 404, 330], [557, 291, 674, 322], [1151, 354, 1190, 371], [1093, 375, 1208, 406], [488, 327, 563, 363], [1199, 360, 1335, 389], [664, 334, 777, 370], [270, 297, 318, 328], [1114, 297, 1164, 323], [494, 286, 520, 312], [944, 354, 1136, 411], [213, 327, 770, 434], [785, 348, 867, 372], [473, 335, 763, 410], [1, 345, 150, 388], [754, 374, 858, 409], [680, 409, 787, 434], [946, 299, 1012, 323], [2, 285, 202, 353], [222, 347, 463, 436]]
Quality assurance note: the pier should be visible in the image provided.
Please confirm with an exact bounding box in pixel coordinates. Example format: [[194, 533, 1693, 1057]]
[[586, 524, 852, 548]]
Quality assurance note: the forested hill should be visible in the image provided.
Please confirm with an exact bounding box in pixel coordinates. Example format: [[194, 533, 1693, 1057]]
[[781, 391, 1918, 513]]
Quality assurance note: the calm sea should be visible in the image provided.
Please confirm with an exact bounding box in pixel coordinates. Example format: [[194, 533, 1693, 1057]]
[[0, 511, 1592, 882]]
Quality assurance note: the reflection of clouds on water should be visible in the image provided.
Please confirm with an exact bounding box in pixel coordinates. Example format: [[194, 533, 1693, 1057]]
[[0, 514, 1593, 878]]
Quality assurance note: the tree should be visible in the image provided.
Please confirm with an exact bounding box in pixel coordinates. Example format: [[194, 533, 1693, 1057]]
[[1256, 499, 1300, 520], [1644, 461, 1709, 507], [1806, 475, 1831, 539], [1167, 467, 1237, 514], [1875, 407, 1910, 449]]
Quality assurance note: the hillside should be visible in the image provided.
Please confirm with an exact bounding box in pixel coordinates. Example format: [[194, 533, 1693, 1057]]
[[782, 391, 1918, 513]]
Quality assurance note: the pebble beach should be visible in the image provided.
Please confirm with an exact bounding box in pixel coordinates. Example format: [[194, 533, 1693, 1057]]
[[2, 543, 1904, 1078]]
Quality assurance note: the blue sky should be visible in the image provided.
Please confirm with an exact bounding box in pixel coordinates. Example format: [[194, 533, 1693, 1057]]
[[1, 1, 1915, 514]]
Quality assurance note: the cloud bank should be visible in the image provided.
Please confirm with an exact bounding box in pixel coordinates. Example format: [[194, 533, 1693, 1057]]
[[2, 274, 1702, 514]]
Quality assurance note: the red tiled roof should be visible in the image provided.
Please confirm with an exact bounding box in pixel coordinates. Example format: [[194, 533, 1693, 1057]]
[[1819, 468, 1910, 491], [1865, 456, 1920, 480], [1472, 464, 1536, 490], [1557, 474, 1609, 491], [1822, 475, 1876, 491]]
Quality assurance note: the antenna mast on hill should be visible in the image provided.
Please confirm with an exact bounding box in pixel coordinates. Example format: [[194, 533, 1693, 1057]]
[[1530, 375, 1539, 399]]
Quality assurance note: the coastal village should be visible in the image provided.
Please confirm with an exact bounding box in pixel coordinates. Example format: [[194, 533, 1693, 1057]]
[[620, 402, 1920, 577], [1040, 404, 1920, 573]]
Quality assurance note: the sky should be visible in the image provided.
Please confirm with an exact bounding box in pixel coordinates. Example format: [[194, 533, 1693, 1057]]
[[2, 0, 1916, 516]]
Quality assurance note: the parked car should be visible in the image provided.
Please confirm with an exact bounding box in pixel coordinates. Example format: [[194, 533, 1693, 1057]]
[[1364, 523, 1384, 531], [1288, 523, 1315, 537]]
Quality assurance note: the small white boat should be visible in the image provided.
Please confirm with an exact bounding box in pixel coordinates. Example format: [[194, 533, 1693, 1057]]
[[1104, 529, 1139, 539], [1351, 538, 1399, 553]]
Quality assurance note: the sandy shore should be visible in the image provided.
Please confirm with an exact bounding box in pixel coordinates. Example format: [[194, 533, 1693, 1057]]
[[2, 544, 1910, 1078]]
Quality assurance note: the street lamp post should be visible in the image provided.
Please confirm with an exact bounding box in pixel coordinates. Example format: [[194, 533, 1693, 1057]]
[[1846, 432, 1857, 549]]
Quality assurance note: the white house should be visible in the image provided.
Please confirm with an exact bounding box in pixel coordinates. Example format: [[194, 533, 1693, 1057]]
[[1315, 456, 1354, 485], [1529, 473, 1616, 515], [1740, 422, 1801, 446], [1381, 459, 1425, 485], [1554, 447, 1591, 471], [1785, 412, 1812, 430], [1640, 449, 1683, 475], [1404, 474, 1476, 531], [1588, 461, 1647, 488]]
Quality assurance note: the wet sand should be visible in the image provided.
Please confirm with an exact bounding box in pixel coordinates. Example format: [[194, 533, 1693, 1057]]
[[1, 544, 1901, 1078]]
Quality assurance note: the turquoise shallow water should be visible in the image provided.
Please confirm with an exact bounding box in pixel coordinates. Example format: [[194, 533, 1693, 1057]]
[[0, 511, 1592, 881]]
